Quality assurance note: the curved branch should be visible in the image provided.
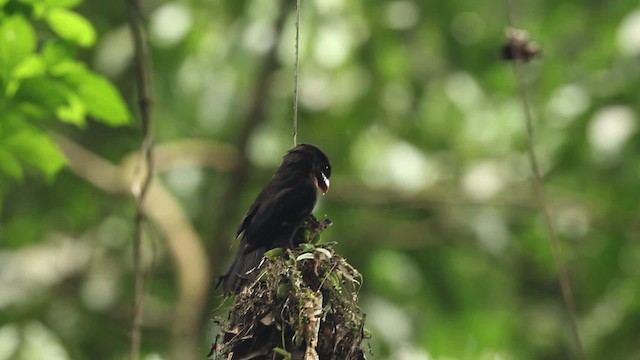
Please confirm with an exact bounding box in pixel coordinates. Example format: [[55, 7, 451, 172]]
[[51, 133, 126, 193], [122, 139, 240, 174], [53, 134, 210, 360]]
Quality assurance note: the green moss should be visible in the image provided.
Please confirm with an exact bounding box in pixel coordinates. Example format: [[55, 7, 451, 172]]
[[211, 216, 367, 360]]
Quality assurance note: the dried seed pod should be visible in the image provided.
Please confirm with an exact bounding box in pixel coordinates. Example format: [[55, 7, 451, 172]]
[[502, 27, 541, 62]]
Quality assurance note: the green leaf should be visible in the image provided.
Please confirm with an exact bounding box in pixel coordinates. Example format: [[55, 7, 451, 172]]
[[0, 15, 36, 81], [328, 271, 341, 290], [300, 243, 315, 252], [50, 59, 87, 78], [76, 72, 131, 125], [14, 77, 68, 117], [264, 247, 284, 259], [0, 148, 24, 180], [284, 258, 295, 267], [276, 283, 289, 298], [13, 55, 46, 79], [42, 40, 76, 66], [50, 61, 131, 125], [5, 125, 66, 180], [2, 1, 35, 20], [45, 0, 82, 8], [5, 42, 46, 98], [56, 92, 86, 126], [7, 54, 53, 102], [45, 8, 96, 47]]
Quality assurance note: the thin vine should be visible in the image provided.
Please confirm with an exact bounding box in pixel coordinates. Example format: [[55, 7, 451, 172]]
[[505, 2, 587, 358], [292, 0, 301, 146], [126, 0, 155, 358]]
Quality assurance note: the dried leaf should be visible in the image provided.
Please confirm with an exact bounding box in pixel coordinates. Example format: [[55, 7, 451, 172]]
[[314, 247, 332, 259], [501, 27, 541, 63], [259, 313, 275, 326], [296, 253, 315, 261]]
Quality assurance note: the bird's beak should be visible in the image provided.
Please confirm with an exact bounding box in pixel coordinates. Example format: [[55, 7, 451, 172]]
[[318, 172, 330, 193]]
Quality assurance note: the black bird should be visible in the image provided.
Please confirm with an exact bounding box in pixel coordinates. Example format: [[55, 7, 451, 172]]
[[218, 143, 331, 295]]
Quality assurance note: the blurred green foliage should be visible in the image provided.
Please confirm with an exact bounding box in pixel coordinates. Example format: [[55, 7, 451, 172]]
[[0, 0, 130, 182], [1, 0, 640, 359]]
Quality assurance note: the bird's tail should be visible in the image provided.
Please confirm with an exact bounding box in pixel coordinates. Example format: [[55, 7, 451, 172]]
[[216, 246, 266, 295]]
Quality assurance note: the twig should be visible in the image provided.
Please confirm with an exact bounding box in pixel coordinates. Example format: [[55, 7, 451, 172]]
[[126, 0, 155, 358], [292, 0, 301, 145], [505, 2, 587, 358]]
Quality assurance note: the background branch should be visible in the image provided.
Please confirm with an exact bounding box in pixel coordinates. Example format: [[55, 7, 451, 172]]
[[53, 134, 210, 360]]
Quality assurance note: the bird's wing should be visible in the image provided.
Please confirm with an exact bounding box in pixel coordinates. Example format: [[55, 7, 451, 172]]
[[243, 183, 316, 250], [236, 200, 260, 238]]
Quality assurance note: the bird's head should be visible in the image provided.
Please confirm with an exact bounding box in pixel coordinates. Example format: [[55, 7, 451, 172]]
[[284, 143, 331, 193]]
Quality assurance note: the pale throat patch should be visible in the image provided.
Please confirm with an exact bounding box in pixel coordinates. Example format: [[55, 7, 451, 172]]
[[311, 172, 330, 194], [321, 172, 330, 190]]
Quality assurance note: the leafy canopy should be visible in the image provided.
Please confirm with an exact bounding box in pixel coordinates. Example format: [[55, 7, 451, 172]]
[[0, 0, 131, 181]]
